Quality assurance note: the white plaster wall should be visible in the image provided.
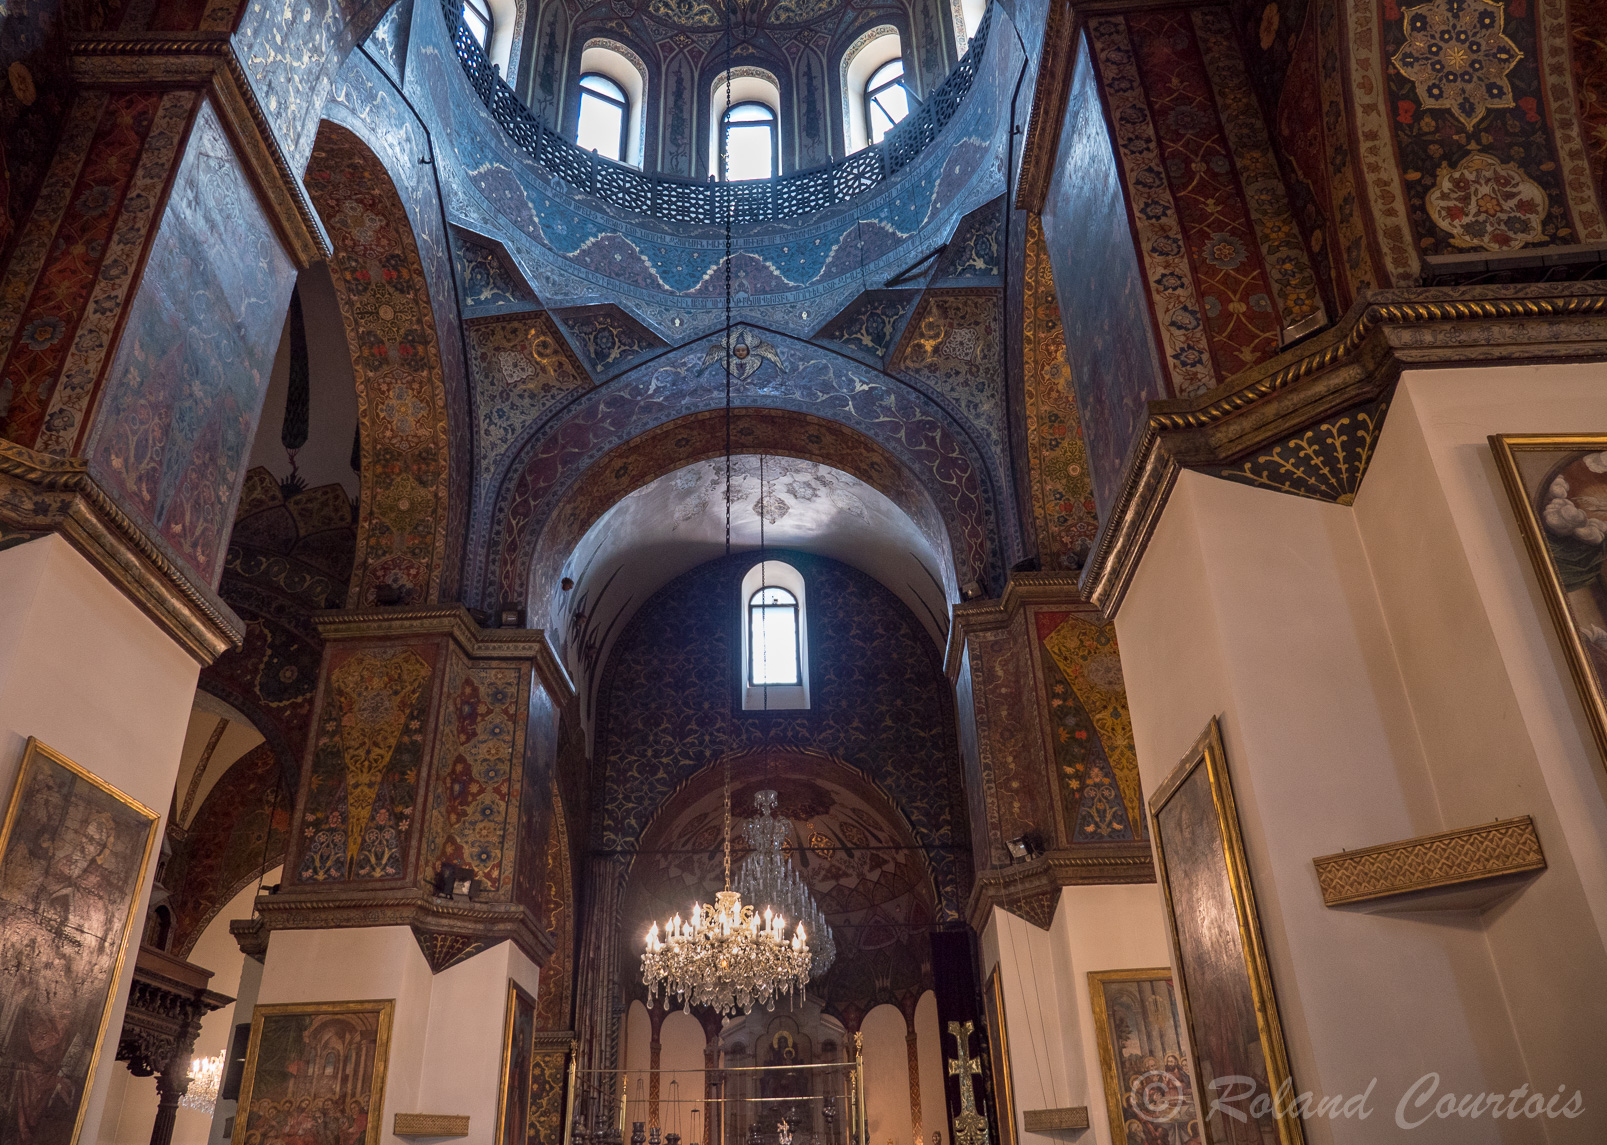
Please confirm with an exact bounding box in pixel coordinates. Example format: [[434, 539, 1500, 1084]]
[[622, 998, 653, 1126], [0, 535, 201, 1144], [1114, 362, 1607, 1144], [659, 1009, 707, 1139], [980, 908, 1078, 1145], [913, 991, 947, 1145], [1051, 885, 1172, 1145], [860, 1002, 913, 1145]]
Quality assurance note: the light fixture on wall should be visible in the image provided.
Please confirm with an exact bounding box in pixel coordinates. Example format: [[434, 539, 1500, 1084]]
[[642, 761, 811, 1014]]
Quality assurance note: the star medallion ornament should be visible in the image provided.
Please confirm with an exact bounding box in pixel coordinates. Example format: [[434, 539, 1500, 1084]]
[[1392, 0, 1523, 130]]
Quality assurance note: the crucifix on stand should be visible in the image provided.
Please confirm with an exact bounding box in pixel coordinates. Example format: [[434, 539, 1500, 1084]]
[[945, 1022, 991, 1145]]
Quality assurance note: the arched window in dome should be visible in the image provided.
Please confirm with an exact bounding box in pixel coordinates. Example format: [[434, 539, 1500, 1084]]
[[740, 561, 809, 709], [578, 41, 647, 167], [721, 102, 778, 181], [841, 27, 905, 154], [462, 0, 493, 49], [711, 69, 782, 180], [577, 73, 630, 162], [864, 59, 910, 144]]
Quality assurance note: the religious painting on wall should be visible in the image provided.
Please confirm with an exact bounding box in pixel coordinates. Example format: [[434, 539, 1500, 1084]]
[[1087, 968, 1198, 1145], [1490, 434, 1607, 766], [0, 736, 159, 1145], [981, 968, 1017, 1145], [497, 982, 536, 1145], [232, 1000, 395, 1145], [1149, 719, 1304, 1145]]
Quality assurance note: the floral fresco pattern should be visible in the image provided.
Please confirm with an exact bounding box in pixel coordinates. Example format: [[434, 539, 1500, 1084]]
[[307, 122, 454, 606], [1021, 216, 1097, 570], [296, 644, 438, 883]]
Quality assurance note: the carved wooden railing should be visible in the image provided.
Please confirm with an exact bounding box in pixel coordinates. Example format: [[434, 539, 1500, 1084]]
[[440, 0, 994, 224]]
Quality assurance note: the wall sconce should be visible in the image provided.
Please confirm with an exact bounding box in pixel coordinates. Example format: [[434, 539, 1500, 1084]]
[[435, 863, 477, 900], [1006, 836, 1042, 863]]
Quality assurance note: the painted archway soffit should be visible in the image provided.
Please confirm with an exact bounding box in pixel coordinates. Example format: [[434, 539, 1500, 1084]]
[[469, 346, 1002, 607]]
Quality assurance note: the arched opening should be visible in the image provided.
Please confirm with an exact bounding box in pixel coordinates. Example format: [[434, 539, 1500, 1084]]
[[710, 70, 782, 179], [742, 560, 809, 709], [841, 27, 903, 154], [463, 0, 520, 74], [579, 40, 648, 167], [864, 59, 911, 144]]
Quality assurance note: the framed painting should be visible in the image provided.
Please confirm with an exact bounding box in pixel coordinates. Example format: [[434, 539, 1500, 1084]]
[[497, 981, 536, 1145], [232, 1000, 395, 1145], [0, 736, 159, 1145], [982, 967, 1017, 1145], [1087, 968, 1198, 1145], [1490, 433, 1607, 764], [1149, 719, 1304, 1145]]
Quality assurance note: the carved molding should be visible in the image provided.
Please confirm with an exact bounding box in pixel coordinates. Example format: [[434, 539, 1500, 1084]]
[[230, 916, 270, 962], [252, 887, 557, 967], [1022, 1108, 1090, 1132], [1080, 282, 1607, 619], [394, 1114, 472, 1137], [966, 844, 1155, 931], [68, 33, 331, 267], [315, 606, 576, 702], [117, 945, 233, 1081], [0, 441, 244, 663], [945, 570, 1091, 679], [1016, 0, 1075, 215], [1312, 816, 1546, 907]]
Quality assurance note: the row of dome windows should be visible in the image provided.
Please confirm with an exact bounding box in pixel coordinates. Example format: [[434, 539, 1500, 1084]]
[[462, 0, 922, 179]]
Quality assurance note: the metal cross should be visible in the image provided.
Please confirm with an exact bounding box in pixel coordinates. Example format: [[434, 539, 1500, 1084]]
[[946, 1022, 990, 1145]]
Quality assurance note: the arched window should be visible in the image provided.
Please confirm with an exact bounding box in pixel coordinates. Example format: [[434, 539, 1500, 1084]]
[[462, 0, 493, 49], [721, 101, 778, 181], [577, 73, 630, 162], [740, 561, 809, 709], [749, 586, 800, 685], [865, 59, 910, 144]]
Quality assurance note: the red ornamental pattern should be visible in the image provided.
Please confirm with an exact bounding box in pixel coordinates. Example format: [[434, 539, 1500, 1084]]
[[1572, 0, 1607, 198], [1128, 9, 1284, 375], [306, 124, 452, 607], [0, 93, 158, 447]]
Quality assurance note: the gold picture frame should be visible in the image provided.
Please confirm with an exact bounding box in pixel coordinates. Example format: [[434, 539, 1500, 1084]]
[[982, 967, 1016, 1145], [0, 736, 159, 1145], [1087, 968, 1197, 1144], [232, 999, 396, 1145], [496, 980, 537, 1145], [1149, 718, 1304, 1145], [1490, 433, 1607, 765]]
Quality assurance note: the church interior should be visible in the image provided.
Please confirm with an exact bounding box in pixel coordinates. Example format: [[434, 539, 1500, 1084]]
[[3, 0, 1607, 1142]]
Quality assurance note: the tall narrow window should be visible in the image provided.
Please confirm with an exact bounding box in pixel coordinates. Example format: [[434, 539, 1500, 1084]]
[[740, 561, 809, 709], [461, 0, 493, 49], [577, 73, 630, 162], [721, 101, 778, 181], [749, 587, 800, 685], [865, 59, 910, 144]]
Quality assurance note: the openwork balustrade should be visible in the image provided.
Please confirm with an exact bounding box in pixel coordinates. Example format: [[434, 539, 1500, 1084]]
[[441, 0, 994, 224]]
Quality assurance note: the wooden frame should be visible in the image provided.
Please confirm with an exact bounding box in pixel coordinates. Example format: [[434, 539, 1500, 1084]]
[[1149, 718, 1304, 1145], [981, 967, 1017, 1145], [1490, 433, 1607, 765], [496, 981, 537, 1145], [232, 1000, 396, 1145], [0, 737, 159, 1145], [1087, 968, 1196, 1144]]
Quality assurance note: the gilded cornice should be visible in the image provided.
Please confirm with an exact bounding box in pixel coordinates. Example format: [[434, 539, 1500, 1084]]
[[945, 570, 1092, 680], [315, 606, 577, 701], [1080, 282, 1607, 620], [251, 886, 559, 966], [965, 844, 1156, 931], [68, 33, 332, 267], [0, 441, 243, 663]]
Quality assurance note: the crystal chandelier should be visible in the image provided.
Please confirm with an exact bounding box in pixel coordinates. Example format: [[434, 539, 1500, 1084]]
[[643, 767, 812, 1014], [736, 790, 835, 978], [180, 1052, 224, 1114]]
